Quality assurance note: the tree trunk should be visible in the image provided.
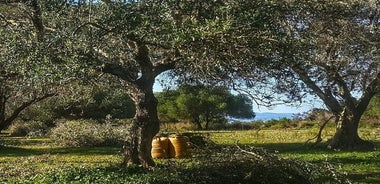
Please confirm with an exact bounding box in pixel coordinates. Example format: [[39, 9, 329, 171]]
[[194, 117, 203, 130], [205, 114, 210, 130], [123, 88, 160, 168], [328, 109, 374, 151], [0, 93, 6, 132], [0, 120, 12, 133]]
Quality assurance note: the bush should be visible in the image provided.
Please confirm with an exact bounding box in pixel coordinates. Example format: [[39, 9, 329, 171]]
[[8, 121, 49, 137], [225, 121, 260, 130], [50, 120, 128, 147]]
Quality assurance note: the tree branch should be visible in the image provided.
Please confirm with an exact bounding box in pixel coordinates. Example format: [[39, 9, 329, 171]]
[[102, 62, 138, 82], [72, 22, 172, 50], [153, 57, 176, 76], [332, 72, 356, 111], [28, 0, 45, 42], [292, 67, 342, 115], [0, 93, 57, 131], [304, 115, 335, 146]]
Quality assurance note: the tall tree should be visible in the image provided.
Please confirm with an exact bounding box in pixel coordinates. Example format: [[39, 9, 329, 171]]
[[53, 0, 230, 167], [0, 1, 63, 132], [1, 0, 231, 167], [285, 1, 378, 150], [228, 1, 379, 150]]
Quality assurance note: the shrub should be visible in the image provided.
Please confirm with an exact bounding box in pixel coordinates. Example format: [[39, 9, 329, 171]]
[[296, 121, 316, 129], [50, 120, 128, 147], [8, 121, 49, 137], [160, 121, 195, 132]]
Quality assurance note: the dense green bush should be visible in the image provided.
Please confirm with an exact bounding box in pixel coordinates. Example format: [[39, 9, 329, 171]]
[[224, 119, 300, 131], [8, 121, 49, 137], [53, 90, 135, 120], [19, 88, 135, 124], [225, 121, 262, 130], [50, 120, 129, 147]]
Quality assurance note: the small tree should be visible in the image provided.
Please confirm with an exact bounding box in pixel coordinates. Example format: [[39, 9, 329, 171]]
[[157, 85, 255, 130], [156, 90, 181, 124]]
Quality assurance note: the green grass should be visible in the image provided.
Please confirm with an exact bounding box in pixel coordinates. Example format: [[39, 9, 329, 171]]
[[1, 127, 379, 183], [208, 127, 380, 183]]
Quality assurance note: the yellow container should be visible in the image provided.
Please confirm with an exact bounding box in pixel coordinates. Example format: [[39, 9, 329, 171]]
[[169, 135, 191, 158], [151, 136, 169, 159]]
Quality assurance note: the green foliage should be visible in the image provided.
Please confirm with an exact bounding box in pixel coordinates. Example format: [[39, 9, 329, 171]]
[[50, 120, 129, 147], [155, 90, 180, 123], [363, 95, 380, 119], [0, 1, 81, 131], [19, 85, 135, 122], [226, 94, 255, 119], [53, 89, 135, 120], [19, 97, 60, 124]]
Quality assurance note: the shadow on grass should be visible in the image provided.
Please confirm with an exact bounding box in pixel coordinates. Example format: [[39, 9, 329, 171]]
[[0, 146, 42, 157], [0, 145, 121, 157], [1, 135, 122, 157], [348, 172, 380, 184], [44, 146, 122, 155], [242, 140, 380, 154]]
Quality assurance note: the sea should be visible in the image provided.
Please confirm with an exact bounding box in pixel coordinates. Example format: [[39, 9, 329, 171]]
[[228, 112, 295, 122]]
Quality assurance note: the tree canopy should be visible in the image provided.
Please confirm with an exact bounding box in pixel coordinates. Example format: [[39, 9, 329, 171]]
[[1, 0, 378, 167]]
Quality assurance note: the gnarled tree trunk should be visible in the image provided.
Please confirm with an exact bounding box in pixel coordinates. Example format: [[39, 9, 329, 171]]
[[123, 84, 160, 168], [328, 108, 374, 151], [100, 44, 175, 167]]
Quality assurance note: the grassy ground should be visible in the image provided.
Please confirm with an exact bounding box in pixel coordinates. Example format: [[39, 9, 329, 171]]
[[0, 127, 379, 183], [208, 127, 380, 183]]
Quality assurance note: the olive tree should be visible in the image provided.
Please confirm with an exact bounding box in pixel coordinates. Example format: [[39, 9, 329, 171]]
[[228, 0, 379, 150], [39, 0, 233, 167], [1, 0, 233, 167], [0, 1, 62, 132], [281, 1, 378, 150]]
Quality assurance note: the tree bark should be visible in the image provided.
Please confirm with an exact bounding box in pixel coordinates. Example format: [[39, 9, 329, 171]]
[[98, 39, 176, 168], [328, 108, 374, 151], [123, 85, 160, 168], [205, 113, 210, 130]]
